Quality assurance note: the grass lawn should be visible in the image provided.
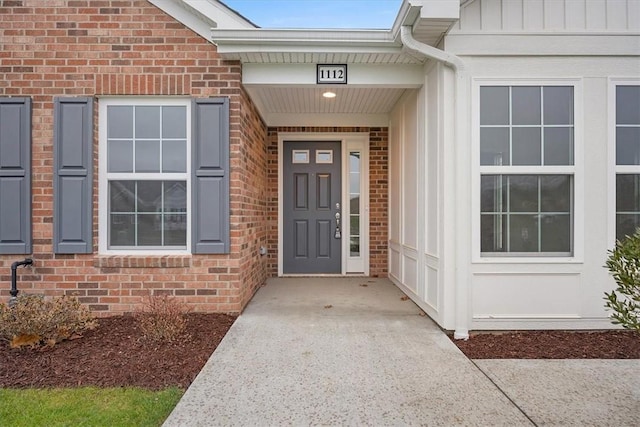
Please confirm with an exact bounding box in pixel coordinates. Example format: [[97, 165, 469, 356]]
[[0, 387, 183, 427]]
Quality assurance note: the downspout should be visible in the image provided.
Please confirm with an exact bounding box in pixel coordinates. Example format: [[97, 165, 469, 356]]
[[400, 26, 470, 340]]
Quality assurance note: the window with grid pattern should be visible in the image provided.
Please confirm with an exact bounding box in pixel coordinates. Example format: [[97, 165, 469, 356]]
[[615, 85, 640, 242], [105, 102, 189, 250], [479, 86, 575, 255]]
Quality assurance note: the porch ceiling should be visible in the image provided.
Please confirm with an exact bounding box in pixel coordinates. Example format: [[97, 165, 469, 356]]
[[247, 87, 405, 114]]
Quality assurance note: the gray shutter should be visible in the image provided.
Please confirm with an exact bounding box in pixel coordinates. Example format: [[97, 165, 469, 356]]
[[192, 98, 230, 254], [53, 97, 93, 253], [0, 97, 32, 254]]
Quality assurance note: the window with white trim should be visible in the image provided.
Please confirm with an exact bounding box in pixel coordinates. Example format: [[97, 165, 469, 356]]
[[480, 86, 574, 256], [615, 85, 640, 241], [101, 99, 190, 251]]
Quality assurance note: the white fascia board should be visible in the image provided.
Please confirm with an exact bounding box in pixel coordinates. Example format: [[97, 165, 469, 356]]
[[264, 113, 390, 127], [182, 0, 256, 29], [413, 0, 460, 20], [242, 64, 424, 87], [445, 34, 640, 56], [148, 0, 216, 40], [211, 28, 400, 50]]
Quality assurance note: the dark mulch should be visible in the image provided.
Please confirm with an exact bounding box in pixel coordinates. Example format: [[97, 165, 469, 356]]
[[0, 313, 236, 390], [451, 330, 640, 359], [3, 315, 639, 391]]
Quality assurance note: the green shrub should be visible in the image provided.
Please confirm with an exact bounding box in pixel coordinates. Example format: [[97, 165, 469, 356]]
[[136, 294, 189, 343], [0, 294, 97, 348], [604, 228, 640, 331]]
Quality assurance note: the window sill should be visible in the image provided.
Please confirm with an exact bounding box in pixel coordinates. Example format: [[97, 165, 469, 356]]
[[94, 255, 191, 269], [472, 256, 583, 264]]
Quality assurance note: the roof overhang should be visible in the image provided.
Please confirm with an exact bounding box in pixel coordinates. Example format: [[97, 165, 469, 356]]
[[149, 0, 461, 126]]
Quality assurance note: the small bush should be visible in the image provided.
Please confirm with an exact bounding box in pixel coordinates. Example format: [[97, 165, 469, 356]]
[[0, 294, 97, 348], [136, 295, 189, 343], [604, 228, 640, 331]]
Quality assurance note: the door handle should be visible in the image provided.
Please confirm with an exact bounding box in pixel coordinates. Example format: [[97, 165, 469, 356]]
[[334, 207, 341, 239]]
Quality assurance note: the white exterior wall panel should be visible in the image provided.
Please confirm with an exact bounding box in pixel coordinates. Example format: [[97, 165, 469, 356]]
[[453, 0, 640, 32], [455, 54, 635, 330], [388, 62, 458, 328]]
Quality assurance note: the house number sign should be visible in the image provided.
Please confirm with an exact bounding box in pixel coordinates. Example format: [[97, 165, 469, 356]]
[[317, 64, 347, 84]]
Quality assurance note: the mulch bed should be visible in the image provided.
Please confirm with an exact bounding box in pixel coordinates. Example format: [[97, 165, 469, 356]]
[[0, 313, 236, 390], [451, 330, 640, 359], [2, 314, 639, 391]]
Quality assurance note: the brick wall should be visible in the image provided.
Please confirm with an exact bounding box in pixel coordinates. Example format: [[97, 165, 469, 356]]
[[266, 127, 388, 277], [0, 0, 268, 314], [368, 128, 389, 277]]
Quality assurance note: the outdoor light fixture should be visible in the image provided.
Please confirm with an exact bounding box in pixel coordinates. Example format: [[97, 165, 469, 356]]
[[322, 91, 336, 99]]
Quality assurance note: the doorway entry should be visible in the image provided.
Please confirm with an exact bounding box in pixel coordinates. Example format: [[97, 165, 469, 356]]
[[278, 132, 370, 276]]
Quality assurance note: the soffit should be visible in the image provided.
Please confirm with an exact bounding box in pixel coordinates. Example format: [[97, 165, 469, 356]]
[[246, 87, 406, 115]]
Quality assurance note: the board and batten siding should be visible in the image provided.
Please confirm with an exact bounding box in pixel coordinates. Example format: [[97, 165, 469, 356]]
[[440, 0, 639, 329], [453, 0, 640, 32]]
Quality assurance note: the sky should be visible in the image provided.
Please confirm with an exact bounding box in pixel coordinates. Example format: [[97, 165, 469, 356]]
[[221, 0, 403, 29]]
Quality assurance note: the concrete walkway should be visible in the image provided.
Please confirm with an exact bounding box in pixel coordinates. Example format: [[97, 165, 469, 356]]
[[164, 278, 640, 426]]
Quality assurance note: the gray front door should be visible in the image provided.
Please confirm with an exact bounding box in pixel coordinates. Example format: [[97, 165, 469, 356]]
[[283, 141, 342, 274]]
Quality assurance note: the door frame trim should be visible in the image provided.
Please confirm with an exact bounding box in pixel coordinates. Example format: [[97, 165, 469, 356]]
[[278, 132, 370, 276]]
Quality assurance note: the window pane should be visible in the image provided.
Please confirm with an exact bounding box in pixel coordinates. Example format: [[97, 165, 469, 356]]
[[164, 181, 187, 213], [108, 140, 133, 172], [350, 196, 360, 215], [509, 214, 539, 252], [544, 87, 574, 125], [481, 214, 507, 252], [137, 181, 162, 213], [135, 106, 160, 138], [110, 181, 135, 213], [350, 215, 360, 235], [162, 140, 187, 173], [616, 174, 640, 213], [350, 152, 360, 172], [540, 214, 571, 252], [616, 127, 640, 165], [617, 86, 640, 125], [110, 214, 135, 246], [137, 213, 162, 246], [544, 127, 574, 165], [541, 175, 571, 212], [512, 87, 541, 125], [135, 140, 160, 172], [480, 87, 509, 125], [480, 127, 510, 165], [509, 175, 538, 212], [107, 106, 133, 138], [349, 173, 360, 194], [350, 237, 360, 257], [512, 127, 541, 165], [162, 106, 187, 138], [480, 175, 506, 213], [617, 214, 640, 242], [164, 214, 187, 245]]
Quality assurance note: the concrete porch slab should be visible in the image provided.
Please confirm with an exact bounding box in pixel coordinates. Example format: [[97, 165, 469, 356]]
[[164, 278, 531, 426]]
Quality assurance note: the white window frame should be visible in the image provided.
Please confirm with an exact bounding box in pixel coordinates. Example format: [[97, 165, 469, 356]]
[[608, 78, 640, 246], [98, 97, 192, 255], [472, 78, 584, 263]]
